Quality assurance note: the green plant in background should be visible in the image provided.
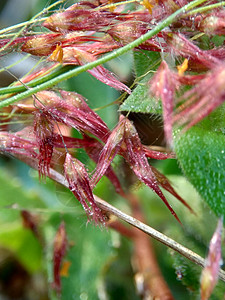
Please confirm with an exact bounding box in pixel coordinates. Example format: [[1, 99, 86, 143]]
[[0, 0, 225, 299]]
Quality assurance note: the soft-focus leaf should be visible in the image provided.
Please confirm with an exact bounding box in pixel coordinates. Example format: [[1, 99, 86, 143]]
[[0, 223, 42, 273], [0, 167, 46, 209], [0, 167, 44, 273], [166, 225, 225, 300], [44, 214, 116, 300]]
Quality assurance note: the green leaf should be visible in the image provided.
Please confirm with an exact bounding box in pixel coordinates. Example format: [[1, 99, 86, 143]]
[[0, 167, 46, 209], [174, 106, 225, 220], [119, 79, 162, 114], [133, 50, 161, 78], [0, 223, 42, 273], [119, 50, 162, 114], [0, 167, 45, 273]]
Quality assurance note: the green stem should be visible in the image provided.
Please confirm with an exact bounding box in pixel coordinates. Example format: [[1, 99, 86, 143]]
[[0, 65, 73, 96], [0, 0, 208, 108], [186, 1, 225, 15], [0, 18, 47, 36], [0, 54, 31, 74], [95, 0, 138, 10]]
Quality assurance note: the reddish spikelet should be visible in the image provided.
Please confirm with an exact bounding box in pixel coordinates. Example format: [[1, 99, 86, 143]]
[[0, 35, 35, 52], [122, 117, 181, 223], [143, 146, 176, 159], [52, 222, 67, 296], [57, 47, 131, 93], [59, 90, 109, 127], [42, 2, 143, 33], [13, 65, 60, 89], [22, 33, 62, 56], [91, 115, 182, 221], [33, 111, 55, 178], [149, 60, 179, 144], [195, 10, 225, 35], [157, 0, 182, 15], [35, 90, 110, 143], [90, 118, 125, 188], [108, 22, 165, 52], [0, 130, 37, 158], [151, 166, 194, 213], [21, 32, 102, 57], [53, 135, 98, 149], [43, 7, 121, 32], [201, 219, 223, 300], [177, 74, 206, 86], [82, 135, 125, 196], [64, 153, 106, 224], [173, 64, 225, 132], [208, 47, 225, 62], [167, 33, 220, 70], [76, 36, 119, 56]]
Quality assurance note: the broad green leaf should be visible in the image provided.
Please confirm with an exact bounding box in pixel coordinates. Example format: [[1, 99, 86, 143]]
[[133, 50, 161, 78], [119, 79, 162, 114], [174, 106, 225, 220], [119, 50, 162, 114]]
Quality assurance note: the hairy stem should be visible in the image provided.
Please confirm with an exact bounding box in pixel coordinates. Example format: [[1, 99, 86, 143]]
[[0, 65, 73, 96], [185, 1, 225, 15]]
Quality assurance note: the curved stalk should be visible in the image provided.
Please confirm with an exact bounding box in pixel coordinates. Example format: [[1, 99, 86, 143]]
[[0, 0, 208, 108], [185, 1, 225, 15], [46, 165, 225, 283]]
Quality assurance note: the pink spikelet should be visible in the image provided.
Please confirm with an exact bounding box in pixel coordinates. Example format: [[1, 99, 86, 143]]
[[33, 110, 55, 178], [90, 117, 125, 188], [149, 60, 179, 144], [83, 135, 125, 196], [173, 64, 225, 132], [91, 115, 183, 222], [64, 153, 105, 224], [35, 90, 110, 143], [122, 117, 181, 223]]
